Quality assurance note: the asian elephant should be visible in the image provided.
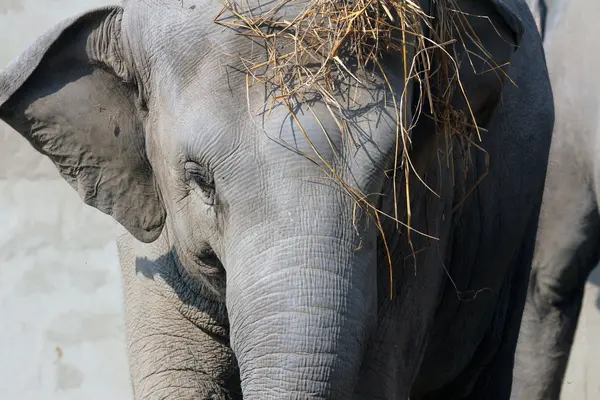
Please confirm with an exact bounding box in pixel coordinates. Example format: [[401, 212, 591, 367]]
[[524, 0, 568, 40], [524, 0, 547, 37], [513, 1, 600, 399], [0, 0, 553, 399]]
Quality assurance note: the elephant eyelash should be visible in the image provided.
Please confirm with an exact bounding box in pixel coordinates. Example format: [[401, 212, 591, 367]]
[[186, 169, 214, 188], [184, 162, 216, 205]]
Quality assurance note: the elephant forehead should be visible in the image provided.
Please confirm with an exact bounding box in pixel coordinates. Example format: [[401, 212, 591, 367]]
[[127, 0, 401, 192], [166, 87, 394, 177]]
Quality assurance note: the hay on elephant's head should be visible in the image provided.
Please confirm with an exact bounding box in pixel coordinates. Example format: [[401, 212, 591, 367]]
[[214, 0, 499, 296]]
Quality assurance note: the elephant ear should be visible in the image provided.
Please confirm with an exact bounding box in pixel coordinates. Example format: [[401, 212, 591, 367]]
[[0, 6, 165, 243], [449, 0, 526, 124], [490, 0, 525, 42]]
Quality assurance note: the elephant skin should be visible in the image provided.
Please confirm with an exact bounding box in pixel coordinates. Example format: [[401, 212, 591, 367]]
[[0, 0, 553, 399], [512, 1, 600, 399]]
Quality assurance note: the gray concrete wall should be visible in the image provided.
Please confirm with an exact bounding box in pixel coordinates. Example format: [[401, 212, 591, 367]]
[[0, 1, 598, 399], [0, 1, 132, 399]]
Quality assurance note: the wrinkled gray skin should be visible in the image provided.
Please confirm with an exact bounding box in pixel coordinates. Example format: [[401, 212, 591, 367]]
[[512, 1, 599, 399], [0, 0, 552, 399]]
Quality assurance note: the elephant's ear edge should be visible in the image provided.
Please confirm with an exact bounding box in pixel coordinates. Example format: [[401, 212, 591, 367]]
[[490, 0, 526, 49], [0, 7, 127, 105]]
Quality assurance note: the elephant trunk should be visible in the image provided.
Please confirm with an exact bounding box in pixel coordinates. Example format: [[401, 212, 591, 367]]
[[225, 190, 378, 399]]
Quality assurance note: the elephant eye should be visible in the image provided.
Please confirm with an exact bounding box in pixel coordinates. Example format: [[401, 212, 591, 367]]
[[184, 161, 216, 205]]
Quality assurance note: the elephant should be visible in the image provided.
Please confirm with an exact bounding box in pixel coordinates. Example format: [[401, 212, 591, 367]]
[[524, 0, 547, 37], [0, 0, 553, 398], [512, 1, 600, 399], [524, 0, 569, 40]]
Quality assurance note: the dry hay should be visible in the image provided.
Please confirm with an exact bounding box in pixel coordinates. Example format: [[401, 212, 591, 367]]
[[213, 0, 503, 296]]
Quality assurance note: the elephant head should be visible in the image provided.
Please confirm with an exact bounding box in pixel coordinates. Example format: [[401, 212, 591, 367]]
[[0, 1, 524, 398]]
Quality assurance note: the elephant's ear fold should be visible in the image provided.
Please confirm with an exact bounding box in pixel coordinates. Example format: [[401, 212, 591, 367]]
[[0, 6, 165, 243]]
